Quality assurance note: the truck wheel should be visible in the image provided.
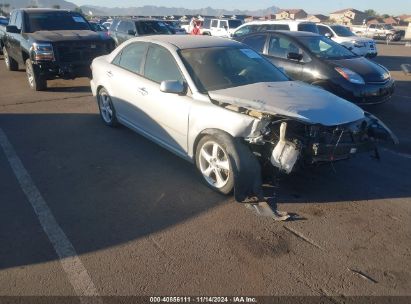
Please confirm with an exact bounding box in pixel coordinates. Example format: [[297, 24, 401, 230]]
[[25, 59, 47, 91], [195, 134, 235, 194], [386, 34, 393, 42], [3, 47, 18, 71]]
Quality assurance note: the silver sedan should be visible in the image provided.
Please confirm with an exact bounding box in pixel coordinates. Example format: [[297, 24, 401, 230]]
[[90, 35, 397, 200]]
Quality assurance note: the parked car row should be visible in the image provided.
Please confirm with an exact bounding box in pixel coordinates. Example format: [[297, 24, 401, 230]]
[[0, 8, 399, 199]]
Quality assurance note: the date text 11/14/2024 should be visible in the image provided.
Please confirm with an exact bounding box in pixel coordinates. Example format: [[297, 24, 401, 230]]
[[150, 297, 257, 303]]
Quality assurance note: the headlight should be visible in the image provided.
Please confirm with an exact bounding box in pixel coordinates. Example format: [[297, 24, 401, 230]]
[[335, 67, 365, 84], [31, 43, 55, 61]]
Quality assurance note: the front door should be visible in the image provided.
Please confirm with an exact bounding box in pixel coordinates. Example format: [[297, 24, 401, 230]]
[[264, 34, 304, 80], [136, 44, 191, 154]]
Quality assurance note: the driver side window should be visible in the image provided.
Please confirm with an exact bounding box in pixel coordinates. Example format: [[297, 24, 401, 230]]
[[144, 45, 184, 83], [112, 42, 147, 74], [268, 36, 301, 59]]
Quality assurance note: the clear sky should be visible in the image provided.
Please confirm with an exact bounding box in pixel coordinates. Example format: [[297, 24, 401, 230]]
[[68, 0, 411, 15]]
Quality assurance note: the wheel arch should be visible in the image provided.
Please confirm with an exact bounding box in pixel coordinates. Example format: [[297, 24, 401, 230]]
[[192, 129, 234, 159]]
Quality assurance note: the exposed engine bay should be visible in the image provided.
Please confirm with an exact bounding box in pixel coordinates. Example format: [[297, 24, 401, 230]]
[[210, 96, 398, 175]]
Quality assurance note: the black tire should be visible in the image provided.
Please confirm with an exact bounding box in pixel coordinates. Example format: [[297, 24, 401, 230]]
[[3, 47, 18, 71], [97, 87, 118, 127], [195, 134, 235, 195], [25, 59, 47, 91]]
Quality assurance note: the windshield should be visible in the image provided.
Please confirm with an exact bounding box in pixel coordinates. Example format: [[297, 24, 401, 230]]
[[90, 23, 106, 32], [25, 12, 91, 32], [299, 35, 358, 59], [136, 21, 172, 35], [179, 47, 288, 92], [330, 25, 355, 37], [383, 24, 394, 30], [228, 20, 242, 29]]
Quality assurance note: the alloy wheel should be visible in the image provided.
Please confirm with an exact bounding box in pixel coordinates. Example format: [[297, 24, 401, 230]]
[[199, 141, 230, 189], [99, 92, 114, 123]]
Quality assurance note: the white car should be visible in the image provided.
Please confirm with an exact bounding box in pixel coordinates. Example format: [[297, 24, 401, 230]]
[[203, 18, 243, 38], [90, 35, 396, 199], [232, 20, 319, 38], [317, 24, 377, 58]]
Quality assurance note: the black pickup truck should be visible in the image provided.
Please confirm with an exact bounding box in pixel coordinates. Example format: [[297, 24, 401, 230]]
[[1, 9, 115, 90]]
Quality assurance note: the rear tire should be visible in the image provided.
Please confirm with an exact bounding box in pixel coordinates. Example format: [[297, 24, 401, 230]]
[[97, 87, 118, 127], [25, 59, 47, 91], [3, 47, 18, 71]]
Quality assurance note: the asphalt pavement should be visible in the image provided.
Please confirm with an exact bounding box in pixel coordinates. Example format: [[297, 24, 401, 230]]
[[0, 44, 410, 300]]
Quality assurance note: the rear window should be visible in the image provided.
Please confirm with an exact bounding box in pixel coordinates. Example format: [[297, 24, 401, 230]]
[[297, 23, 319, 34], [136, 21, 172, 35], [259, 24, 290, 31], [228, 20, 242, 29], [25, 12, 91, 32]]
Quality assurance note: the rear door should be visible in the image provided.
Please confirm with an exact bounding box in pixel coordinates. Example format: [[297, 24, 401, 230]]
[[210, 19, 218, 35], [107, 42, 149, 126], [264, 34, 304, 80]]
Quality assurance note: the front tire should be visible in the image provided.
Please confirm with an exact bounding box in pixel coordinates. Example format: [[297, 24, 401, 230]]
[[3, 47, 18, 71], [97, 87, 118, 127], [195, 135, 234, 194], [25, 59, 47, 91]]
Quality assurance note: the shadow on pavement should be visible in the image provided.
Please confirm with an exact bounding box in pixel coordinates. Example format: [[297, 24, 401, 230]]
[[1, 112, 410, 271]]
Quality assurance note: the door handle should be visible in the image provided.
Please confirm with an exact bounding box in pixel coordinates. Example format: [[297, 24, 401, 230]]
[[106, 71, 113, 77], [137, 87, 148, 96]]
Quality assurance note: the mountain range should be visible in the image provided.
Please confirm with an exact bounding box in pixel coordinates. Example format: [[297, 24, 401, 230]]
[[2, 0, 280, 16]]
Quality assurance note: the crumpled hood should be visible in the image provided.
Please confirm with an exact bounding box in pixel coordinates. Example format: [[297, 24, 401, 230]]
[[208, 81, 365, 126], [26, 30, 105, 42]]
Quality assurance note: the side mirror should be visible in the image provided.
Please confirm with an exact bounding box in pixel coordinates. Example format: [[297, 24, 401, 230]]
[[127, 29, 136, 36], [160, 80, 186, 95], [287, 52, 303, 61], [324, 32, 333, 39], [6, 25, 20, 34], [224, 25, 228, 30]]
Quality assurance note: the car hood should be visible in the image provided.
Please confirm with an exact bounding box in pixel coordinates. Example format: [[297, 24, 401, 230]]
[[334, 36, 373, 43], [328, 56, 389, 82], [26, 30, 107, 42], [208, 81, 365, 126]]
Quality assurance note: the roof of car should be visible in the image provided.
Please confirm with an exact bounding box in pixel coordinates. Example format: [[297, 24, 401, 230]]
[[18, 8, 75, 14], [244, 20, 316, 26], [114, 17, 162, 22], [136, 35, 241, 49], [248, 30, 320, 37]]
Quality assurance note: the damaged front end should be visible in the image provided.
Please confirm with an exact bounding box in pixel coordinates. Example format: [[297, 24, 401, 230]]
[[242, 112, 398, 174], [208, 81, 398, 175]]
